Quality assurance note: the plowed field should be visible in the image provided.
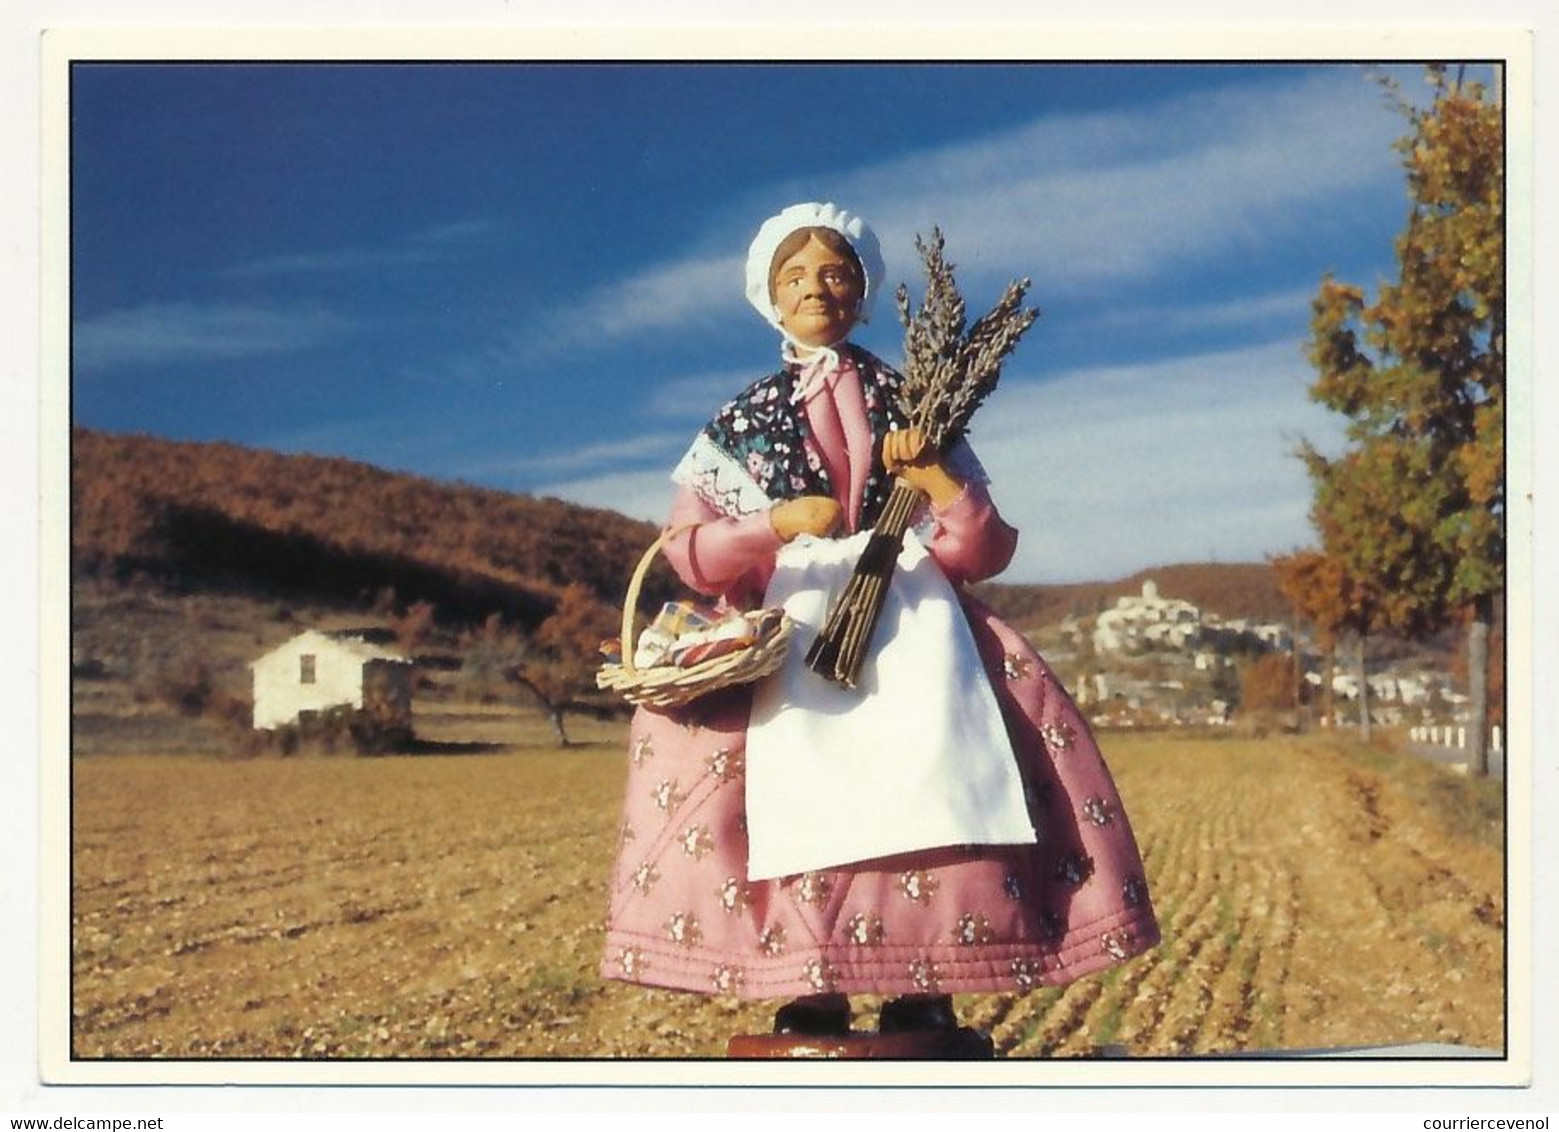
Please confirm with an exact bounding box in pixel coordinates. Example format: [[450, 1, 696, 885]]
[[69, 715, 1504, 1059]]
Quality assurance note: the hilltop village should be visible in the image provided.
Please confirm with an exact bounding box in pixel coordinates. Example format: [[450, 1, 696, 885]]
[[1038, 580, 1466, 729]]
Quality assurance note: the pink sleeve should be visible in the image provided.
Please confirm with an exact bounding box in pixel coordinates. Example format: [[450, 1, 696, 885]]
[[921, 482, 1019, 587], [661, 486, 785, 602]]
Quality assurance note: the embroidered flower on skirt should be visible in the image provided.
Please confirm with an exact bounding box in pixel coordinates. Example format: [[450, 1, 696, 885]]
[[665, 912, 703, 948], [899, 869, 939, 905], [953, 912, 996, 946], [1057, 851, 1096, 887], [803, 958, 841, 993], [793, 872, 833, 907], [706, 748, 743, 783], [716, 876, 753, 914], [909, 957, 943, 992], [1011, 957, 1044, 989], [630, 861, 660, 895], [1082, 796, 1114, 826], [617, 947, 647, 978], [846, 912, 886, 946], [1101, 929, 1136, 961], [680, 825, 715, 859], [651, 779, 685, 813], [1039, 721, 1076, 754]]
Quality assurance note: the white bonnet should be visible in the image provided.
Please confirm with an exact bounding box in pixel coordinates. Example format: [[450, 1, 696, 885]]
[[743, 201, 885, 332]]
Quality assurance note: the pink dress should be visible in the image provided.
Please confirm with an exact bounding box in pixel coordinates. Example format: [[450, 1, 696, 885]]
[[600, 352, 1159, 1001]]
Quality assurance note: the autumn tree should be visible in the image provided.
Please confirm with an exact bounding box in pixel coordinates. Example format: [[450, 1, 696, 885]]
[[1239, 652, 1298, 717], [388, 598, 437, 655], [462, 613, 523, 703], [1270, 548, 1349, 727], [509, 583, 619, 747], [1292, 438, 1445, 740], [1304, 65, 1503, 772]]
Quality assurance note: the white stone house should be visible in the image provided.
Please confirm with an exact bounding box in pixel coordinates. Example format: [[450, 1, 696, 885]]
[[1092, 580, 1203, 654], [251, 629, 413, 730]]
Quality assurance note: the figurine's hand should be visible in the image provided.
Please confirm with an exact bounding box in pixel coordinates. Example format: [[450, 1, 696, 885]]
[[882, 428, 963, 507], [770, 496, 843, 542]]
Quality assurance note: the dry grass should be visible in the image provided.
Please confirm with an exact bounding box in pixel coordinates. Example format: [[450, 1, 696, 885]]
[[70, 719, 1504, 1060]]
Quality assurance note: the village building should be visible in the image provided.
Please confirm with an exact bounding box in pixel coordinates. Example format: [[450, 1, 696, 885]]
[[251, 629, 413, 731], [1320, 669, 1434, 706], [1092, 580, 1202, 654]]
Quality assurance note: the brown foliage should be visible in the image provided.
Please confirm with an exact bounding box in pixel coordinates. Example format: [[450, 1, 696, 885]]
[[150, 658, 216, 717], [1303, 68, 1504, 769], [389, 600, 437, 654], [511, 584, 619, 745], [1270, 549, 1351, 648], [70, 428, 678, 629], [1240, 652, 1298, 715]]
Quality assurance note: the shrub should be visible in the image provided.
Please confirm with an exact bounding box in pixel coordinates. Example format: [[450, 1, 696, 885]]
[[254, 702, 412, 757], [154, 659, 215, 717]]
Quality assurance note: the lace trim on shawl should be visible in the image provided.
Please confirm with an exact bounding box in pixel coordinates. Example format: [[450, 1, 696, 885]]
[[672, 370, 993, 528], [670, 432, 773, 520]]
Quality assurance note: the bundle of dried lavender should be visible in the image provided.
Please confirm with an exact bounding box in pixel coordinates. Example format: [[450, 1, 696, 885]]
[[805, 229, 1037, 688]]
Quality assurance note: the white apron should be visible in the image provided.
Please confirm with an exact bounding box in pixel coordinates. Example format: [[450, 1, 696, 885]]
[[744, 529, 1038, 881]]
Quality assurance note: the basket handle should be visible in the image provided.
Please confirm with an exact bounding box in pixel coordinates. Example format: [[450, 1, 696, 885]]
[[619, 522, 698, 676]]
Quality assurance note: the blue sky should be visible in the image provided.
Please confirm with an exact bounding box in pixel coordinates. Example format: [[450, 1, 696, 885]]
[[70, 61, 1450, 583]]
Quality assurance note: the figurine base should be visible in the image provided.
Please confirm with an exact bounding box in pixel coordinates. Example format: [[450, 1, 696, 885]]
[[727, 1026, 996, 1060]]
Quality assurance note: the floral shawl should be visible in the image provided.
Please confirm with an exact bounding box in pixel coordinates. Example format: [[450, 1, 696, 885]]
[[671, 344, 910, 526]]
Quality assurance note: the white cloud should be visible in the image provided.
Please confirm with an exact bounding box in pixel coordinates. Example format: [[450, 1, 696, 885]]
[[74, 301, 349, 371], [969, 339, 1348, 581], [538, 338, 1348, 584], [223, 218, 497, 278], [460, 431, 689, 479], [539, 254, 743, 349], [535, 468, 678, 526], [543, 68, 1404, 351], [410, 219, 499, 245], [222, 248, 422, 278], [1073, 285, 1321, 338], [832, 70, 1405, 294], [640, 369, 755, 418]]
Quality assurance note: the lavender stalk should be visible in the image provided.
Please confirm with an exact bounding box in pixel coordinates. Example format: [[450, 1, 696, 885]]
[[805, 229, 1038, 688]]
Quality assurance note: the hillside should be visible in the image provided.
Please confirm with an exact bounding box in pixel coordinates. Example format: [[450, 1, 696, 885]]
[[76, 429, 1303, 637], [71, 428, 679, 629]]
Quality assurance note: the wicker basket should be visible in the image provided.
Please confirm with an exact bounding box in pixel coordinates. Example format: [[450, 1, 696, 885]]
[[596, 524, 793, 709]]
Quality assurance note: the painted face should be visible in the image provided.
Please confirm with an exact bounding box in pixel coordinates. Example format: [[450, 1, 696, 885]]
[[771, 235, 863, 349]]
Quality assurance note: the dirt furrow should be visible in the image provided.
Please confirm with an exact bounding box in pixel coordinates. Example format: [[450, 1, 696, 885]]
[[67, 733, 1506, 1059]]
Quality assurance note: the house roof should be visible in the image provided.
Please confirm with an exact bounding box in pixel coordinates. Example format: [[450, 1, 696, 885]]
[[250, 628, 412, 668]]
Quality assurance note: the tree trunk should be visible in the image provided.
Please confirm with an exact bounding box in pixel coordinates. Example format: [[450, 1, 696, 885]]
[[1291, 646, 1302, 727], [510, 668, 575, 749], [1323, 643, 1336, 728], [1467, 593, 1492, 776], [1355, 633, 1371, 742], [549, 706, 573, 748]]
